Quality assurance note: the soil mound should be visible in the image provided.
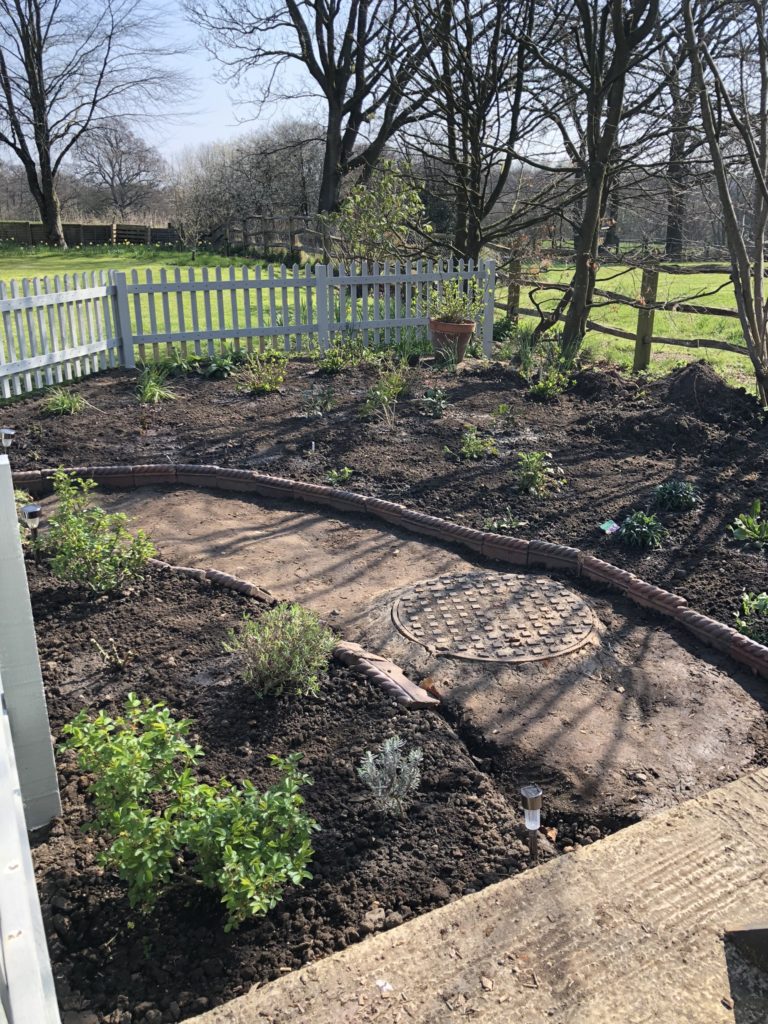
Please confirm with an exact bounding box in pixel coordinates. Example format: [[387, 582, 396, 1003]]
[[571, 367, 635, 401], [662, 361, 763, 429]]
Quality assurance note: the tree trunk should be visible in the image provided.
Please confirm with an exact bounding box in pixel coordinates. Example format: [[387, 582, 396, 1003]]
[[37, 171, 66, 247], [317, 111, 344, 214], [560, 171, 605, 363], [664, 130, 688, 259]]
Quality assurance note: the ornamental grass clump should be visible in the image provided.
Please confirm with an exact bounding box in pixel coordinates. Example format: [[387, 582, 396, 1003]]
[[618, 510, 666, 549], [43, 386, 86, 415], [63, 694, 317, 931], [225, 603, 335, 697], [653, 480, 699, 512], [43, 470, 154, 593], [357, 735, 423, 815]]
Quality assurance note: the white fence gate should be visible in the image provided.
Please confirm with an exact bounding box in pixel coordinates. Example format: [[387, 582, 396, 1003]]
[[0, 259, 496, 397]]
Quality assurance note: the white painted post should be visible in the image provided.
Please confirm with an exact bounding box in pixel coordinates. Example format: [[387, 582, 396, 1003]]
[[0, 455, 61, 830], [481, 259, 496, 356], [112, 270, 135, 369], [315, 263, 331, 350]]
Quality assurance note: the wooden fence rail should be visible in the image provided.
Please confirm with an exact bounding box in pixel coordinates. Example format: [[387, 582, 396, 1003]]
[[496, 261, 749, 369], [0, 260, 496, 397]]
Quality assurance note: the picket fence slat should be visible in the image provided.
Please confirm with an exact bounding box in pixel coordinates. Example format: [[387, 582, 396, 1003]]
[[0, 260, 496, 396]]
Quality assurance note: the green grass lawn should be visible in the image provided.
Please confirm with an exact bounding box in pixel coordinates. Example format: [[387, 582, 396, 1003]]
[[505, 261, 756, 391], [0, 243, 759, 393]]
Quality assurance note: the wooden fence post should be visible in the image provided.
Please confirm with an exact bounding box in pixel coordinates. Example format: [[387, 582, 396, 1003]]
[[506, 259, 521, 323], [0, 455, 61, 830], [112, 271, 135, 368], [633, 266, 659, 372], [315, 263, 331, 349], [481, 259, 496, 356]]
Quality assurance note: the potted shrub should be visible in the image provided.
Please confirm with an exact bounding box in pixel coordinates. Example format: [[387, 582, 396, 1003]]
[[428, 279, 485, 363]]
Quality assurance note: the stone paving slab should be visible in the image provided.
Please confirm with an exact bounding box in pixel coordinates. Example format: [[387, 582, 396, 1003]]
[[192, 769, 768, 1024]]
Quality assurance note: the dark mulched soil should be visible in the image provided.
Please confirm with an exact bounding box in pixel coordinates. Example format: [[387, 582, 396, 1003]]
[[7, 358, 768, 626], [33, 564, 599, 1024]]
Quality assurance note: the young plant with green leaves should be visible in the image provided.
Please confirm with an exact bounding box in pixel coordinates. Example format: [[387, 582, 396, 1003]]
[[302, 385, 335, 418], [137, 366, 176, 404], [234, 351, 287, 394], [43, 387, 86, 415], [42, 470, 154, 593], [62, 694, 316, 930], [224, 604, 335, 697], [618, 511, 666, 550], [318, 333, 372, 374], [362, 366, 409, 428], [420, 387, 449, 418], [357, 735, 423, 815], [325, 466, 354, 486], [428, 279, 485, 324], [527, 367, 572, 401], [483, 506, 527, 534], [729, 500, 768, 549], [653, 480, 699, 512], [514, 451, 566, 496], [453, 426, 498, 460], [735, 592, 768, 646]]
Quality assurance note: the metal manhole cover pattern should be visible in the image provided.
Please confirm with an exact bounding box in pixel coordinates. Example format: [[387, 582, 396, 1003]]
[[392, 572, 596, 663]]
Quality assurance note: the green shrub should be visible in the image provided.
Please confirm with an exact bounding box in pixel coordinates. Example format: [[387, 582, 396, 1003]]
[[420, 387, 449, 418], [514, 451, 565, 496], [318, 333, 372, 374], [653, 480, 699, 511], [618, 510, 666, 549], [729, 500, 768, 549], [735, 592, 768, 646], [224, 604, 335, 697], [62, 694, 316, 930], [455, 426, 498, 460], [483, 506, 527, 533], [43, 387, 86, 415], [362, 366, 409, 427], [234, 351, 287, 394], [302, 385, 334, 417], [428, 279, 485, 324], [42, 470, 155, 593], [325, 466, 354, 485], [528, 367, 572, 401], [137, 366, 176, 404]]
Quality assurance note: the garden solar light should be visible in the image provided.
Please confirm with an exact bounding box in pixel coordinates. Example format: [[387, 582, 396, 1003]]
[[520, 784, 543, 862], [0, 427, 14, 449], [21, 502, 42, 549]]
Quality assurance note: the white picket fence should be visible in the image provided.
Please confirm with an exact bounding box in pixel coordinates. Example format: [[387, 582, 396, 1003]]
[[0, 259, 496, 397]]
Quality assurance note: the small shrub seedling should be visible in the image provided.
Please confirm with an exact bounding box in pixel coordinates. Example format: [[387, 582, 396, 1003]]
[[729, 500, 768, 549], [137, 366, 176, 404], [318, 333, 372, 374], [302, 385, 335, 417], [43, 387, 86, 415], [454, 426, 498, 460], [527, 367, 572, 401], [362, 366, 409, 428], [234, 351, 287, 394], [325, 466, 354, 485], [735, 592, 768, 646], [493, 402, 516, 430], [42, 470, 154, 593], [421, 387, 449, 418], [224, 604, 335, 697], [62, 694, 317, 930], [90, 636, 134, 672], [357, 735, 423, 815], [653, 480, 699, 512], [484, 506, 527, 533], [514, 451, 565, 496], [618, 510, 666, 549]]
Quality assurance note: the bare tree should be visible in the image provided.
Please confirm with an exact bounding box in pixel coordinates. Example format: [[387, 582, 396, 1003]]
[[0, 0, 187, 246], [684, 0, 768, 404], [529, 0, 662, 362], [73, 123, 166, 220], [403, 0, 566, 263], [185, 0, 435, 213]]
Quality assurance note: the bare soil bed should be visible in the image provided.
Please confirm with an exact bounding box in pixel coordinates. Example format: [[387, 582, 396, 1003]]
[[6, 358, 768, 626], [31, 563, 538, 1024]]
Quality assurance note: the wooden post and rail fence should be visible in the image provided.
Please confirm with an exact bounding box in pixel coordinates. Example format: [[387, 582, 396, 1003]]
[[495, 258, 749, 371]]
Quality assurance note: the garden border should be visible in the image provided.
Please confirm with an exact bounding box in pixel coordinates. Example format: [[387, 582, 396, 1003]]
[[12, 462, 768, 683]]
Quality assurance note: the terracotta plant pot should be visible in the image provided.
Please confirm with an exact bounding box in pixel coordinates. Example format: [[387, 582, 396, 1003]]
[[428, 317, 476, 363]]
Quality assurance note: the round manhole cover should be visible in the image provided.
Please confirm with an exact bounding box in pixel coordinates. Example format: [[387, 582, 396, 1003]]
[[392, 572, 596, 663]]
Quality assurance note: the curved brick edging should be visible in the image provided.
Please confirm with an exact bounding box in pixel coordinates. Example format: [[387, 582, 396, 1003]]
[[12, 462, 768, 681], [148, 558, 439, 710]]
